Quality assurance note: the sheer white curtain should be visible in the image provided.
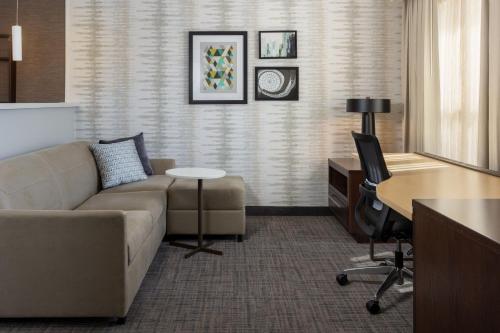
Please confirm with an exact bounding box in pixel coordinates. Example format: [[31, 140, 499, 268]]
[[437, 0, 483, 166], [489, 0, 500, 171], [401, 0, 441, 154], [403, 0, 500, 170]]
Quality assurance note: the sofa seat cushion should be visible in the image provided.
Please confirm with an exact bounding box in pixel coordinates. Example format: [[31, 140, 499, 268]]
[[168, 176, 245, 210], [100, 175, 175, 194], [76, 191, 166, 223], [125, 211, 154, 264]]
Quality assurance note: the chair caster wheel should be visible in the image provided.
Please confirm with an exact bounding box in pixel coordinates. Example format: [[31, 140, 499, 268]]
[[366, 300, 380, 314], [336, 273, 348, 286]]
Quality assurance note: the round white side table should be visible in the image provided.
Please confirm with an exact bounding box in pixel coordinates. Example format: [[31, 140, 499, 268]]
[[165, 167, 226, 258]]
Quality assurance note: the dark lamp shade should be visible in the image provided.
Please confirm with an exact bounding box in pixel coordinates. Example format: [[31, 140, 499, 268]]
[[346, 98, 391, 114], [346, 98, 391, 136]]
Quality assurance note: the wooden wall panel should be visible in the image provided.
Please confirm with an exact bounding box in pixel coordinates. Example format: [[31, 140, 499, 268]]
[[0, 0, 65, 102]]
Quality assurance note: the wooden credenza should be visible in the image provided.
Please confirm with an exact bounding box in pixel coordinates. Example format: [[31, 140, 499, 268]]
[[413, 199, 500, 332], [328, 158, 367, 242]]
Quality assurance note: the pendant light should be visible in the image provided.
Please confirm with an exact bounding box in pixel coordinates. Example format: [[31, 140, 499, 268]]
[[12, 0, 22, 61]]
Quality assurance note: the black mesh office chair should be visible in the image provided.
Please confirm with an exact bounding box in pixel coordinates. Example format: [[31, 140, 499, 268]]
[[336, 132, 413, 314]]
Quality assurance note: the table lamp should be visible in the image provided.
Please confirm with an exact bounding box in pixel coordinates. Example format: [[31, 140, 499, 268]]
[[346, 97, 390, 136]]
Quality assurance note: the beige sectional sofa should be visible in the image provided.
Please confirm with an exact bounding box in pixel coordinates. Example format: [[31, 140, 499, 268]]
[[0, 141, 245, 321]]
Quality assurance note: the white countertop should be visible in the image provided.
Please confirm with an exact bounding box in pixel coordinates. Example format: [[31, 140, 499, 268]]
[[0, 103, 78, 110]]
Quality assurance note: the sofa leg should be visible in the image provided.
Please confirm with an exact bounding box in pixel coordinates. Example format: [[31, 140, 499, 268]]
[[115, 316, 127, 325], [237, 235, 243, 242]]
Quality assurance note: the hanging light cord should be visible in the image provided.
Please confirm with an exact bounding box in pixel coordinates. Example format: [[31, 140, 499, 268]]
[[16, 0, 19, 25]]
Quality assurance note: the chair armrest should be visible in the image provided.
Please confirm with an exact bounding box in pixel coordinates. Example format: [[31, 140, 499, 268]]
[[359, 183, 378, 201], [354, 185, 378, 238], [0, 210, 128, 317], [150, 158, 176, 175]]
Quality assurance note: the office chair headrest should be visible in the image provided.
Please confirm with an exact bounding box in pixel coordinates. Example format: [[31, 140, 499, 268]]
[[352, 131, 391, 185]]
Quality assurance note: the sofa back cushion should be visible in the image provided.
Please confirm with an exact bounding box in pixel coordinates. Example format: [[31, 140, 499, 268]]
[[0, 142, 99, 210]]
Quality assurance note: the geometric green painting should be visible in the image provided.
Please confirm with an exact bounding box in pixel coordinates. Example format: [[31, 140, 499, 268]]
[[201, 43, 237, 92]]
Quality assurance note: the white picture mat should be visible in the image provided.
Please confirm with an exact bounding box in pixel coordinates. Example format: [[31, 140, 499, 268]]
[[192, 34, 245, 101]]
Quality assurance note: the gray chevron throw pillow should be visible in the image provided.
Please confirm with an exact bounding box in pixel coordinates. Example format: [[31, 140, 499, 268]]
[[90, 140, 148, 189]]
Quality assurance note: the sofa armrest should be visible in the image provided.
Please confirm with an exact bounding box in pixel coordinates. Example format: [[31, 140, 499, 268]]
[[0, 210, 128, 317], [150, 158, 176, 175]]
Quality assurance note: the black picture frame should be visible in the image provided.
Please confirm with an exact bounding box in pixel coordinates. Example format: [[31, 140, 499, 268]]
[[259, 30, 297, 59], [255, 66, 299, 101], [189, 31, 248, 104]]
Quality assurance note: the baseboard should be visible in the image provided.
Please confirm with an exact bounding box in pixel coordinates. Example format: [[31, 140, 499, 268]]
[[245, 206, 332, 216]]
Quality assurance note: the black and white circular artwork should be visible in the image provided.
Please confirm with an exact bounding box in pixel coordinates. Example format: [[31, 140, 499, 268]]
[[256, 67, 299, 100]]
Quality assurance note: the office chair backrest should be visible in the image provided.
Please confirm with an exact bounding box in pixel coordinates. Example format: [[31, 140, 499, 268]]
[[351, 132, 391, 185], [352, 131, 393, 240]]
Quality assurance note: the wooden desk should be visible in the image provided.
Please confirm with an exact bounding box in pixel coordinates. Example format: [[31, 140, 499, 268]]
[[374, 154, 500, 331], [413, 199, 500, 332], [376, 153, 500, 219]]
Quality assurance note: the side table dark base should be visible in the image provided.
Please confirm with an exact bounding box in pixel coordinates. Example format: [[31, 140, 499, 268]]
[[170, 241, 223, 259], [169, 178, 223, 258]]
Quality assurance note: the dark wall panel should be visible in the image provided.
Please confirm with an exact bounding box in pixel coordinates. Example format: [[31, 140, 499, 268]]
[[0, 0, 65, 102]]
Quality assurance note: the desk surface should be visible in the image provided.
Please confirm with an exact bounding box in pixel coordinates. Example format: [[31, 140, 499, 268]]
[[376, 153, 500, 220]]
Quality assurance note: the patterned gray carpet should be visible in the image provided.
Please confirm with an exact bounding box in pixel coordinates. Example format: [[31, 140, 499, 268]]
[[0, 216, 412, 333]]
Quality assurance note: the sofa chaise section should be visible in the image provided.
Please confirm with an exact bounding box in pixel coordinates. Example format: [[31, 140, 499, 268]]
[[167, 176, 246, 239]]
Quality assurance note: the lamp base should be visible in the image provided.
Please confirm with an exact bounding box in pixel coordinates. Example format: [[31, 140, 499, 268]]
[[361, 112, 376, 136]]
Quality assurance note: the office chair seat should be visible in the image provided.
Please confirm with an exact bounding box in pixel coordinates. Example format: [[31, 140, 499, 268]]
[[391, 218, 412, 240]]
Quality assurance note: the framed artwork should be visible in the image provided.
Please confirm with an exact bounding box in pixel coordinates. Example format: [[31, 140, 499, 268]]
[[259, 31, 297, 59], [189, 31, 248, 104], [255, 67, 299, 101]]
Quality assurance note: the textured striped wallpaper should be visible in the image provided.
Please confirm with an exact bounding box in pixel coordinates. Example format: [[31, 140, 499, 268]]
[[66, 0, 403, 206]]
